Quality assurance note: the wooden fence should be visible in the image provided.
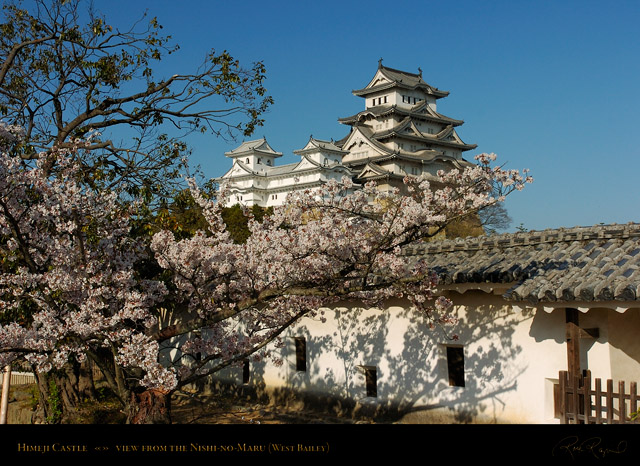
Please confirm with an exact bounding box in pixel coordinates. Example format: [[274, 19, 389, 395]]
[[557, 370, 640, 424], [0, 371, 36, 387]]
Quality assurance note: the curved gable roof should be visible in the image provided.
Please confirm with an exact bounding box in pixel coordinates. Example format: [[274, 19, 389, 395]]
[[224, 137, 283, 158], [353, 63, 449, 99]]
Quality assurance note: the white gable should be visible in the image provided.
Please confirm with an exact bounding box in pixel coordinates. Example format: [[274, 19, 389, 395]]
[[365, 70, 392, 90], [293, 157, 317, 171]]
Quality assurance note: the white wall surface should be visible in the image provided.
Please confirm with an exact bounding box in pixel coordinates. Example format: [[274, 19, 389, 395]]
[[208, 291, 640, 423]]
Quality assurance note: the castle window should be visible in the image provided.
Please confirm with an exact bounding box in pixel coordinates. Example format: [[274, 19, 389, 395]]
[[267, 160, 272, 166], [446, 346, 465, 387], [384, 96, 388, 103], [242, 360, 250, 384], [294, 337, 306, 372], [361, 366, 377, 397], [258, 158, 262, 164]]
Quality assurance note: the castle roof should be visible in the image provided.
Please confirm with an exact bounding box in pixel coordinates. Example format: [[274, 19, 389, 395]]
[[338, 100, 464, 127], [352, 63, 449, 99], [374, 118, 478, 152], [293, 137, 349, 155], [403, 223, 640, 308], [224, 137, 283, 158]]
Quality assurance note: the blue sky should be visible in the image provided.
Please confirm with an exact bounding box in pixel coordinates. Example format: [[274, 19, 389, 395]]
[[97, 0, 639, 232]]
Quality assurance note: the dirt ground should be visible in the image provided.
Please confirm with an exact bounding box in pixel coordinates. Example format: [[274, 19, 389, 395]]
[[8, 384, 487, 424], [5, 383, 379, 424], [169, 389, 376, 425]]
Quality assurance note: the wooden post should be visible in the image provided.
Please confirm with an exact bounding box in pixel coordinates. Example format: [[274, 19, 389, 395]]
[[572, 373, 581, 423], [595, 378, 603, 424], [583, 371, 592, 423], [619, 381, 626, 424], [631, 382, 638, 423], [558, 371, 567, 424], [606, 379, 614, 424], [565, 308, 581, 377], [0, 365, 11, 424]]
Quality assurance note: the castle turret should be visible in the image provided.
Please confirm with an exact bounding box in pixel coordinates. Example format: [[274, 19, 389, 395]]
[[217, 62, 478, 202]]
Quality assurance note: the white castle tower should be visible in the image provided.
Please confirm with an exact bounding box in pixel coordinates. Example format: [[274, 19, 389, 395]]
[[217, 61, 476, 205]]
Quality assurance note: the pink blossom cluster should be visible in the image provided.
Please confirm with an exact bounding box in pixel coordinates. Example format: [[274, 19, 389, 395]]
[[0, 137, 169, 388], [151, 154, 531, 383], [0, 126, 531, 392], [0, 121, 25, 146]]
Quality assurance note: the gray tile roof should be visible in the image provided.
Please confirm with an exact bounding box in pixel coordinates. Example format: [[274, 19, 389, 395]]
[[353, 64, 450, 98], [294, 137, 348, 155], [224, 138, 282, 157], [403, 223, 640, 304], [338, 103, 464, 127]]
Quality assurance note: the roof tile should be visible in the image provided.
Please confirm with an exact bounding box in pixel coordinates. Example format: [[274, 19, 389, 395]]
[[406, 223, 640, 303]]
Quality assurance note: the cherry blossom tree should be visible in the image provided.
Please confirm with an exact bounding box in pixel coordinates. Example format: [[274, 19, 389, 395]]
[[145, 153, 532, 422], [0, 0, 272, 422], [0, 119, 532, 422], [0, 0, 535, 425], [0, 126, 169, 422]]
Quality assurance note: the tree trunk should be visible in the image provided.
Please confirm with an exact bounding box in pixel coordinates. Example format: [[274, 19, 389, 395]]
[[31, 360, 96, 424], [77, 359, 96, 401], [127, 389, 172, 424], [32, 371, 70, 424]]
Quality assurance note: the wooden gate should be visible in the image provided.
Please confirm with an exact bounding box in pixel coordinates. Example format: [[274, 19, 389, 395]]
[[557, 370, 640, 424]]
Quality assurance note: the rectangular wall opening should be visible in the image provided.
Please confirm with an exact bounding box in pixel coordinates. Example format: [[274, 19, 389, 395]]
[[363, 366, 377, 398], [242, 359, 250, 384], [446, 346, 465, 387], [294, 337, 307, 372]]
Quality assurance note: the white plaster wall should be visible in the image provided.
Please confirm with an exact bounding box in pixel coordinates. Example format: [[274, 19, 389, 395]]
[[427, 96, 437, 111], [607, 308, 640, 383], [577, 308, 612, 380], [207, 293, 640, 423], [391, 90, 427, 109]]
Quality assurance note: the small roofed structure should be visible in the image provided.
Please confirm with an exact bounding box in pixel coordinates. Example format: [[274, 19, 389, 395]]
[[216, 136, 353, 207]]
